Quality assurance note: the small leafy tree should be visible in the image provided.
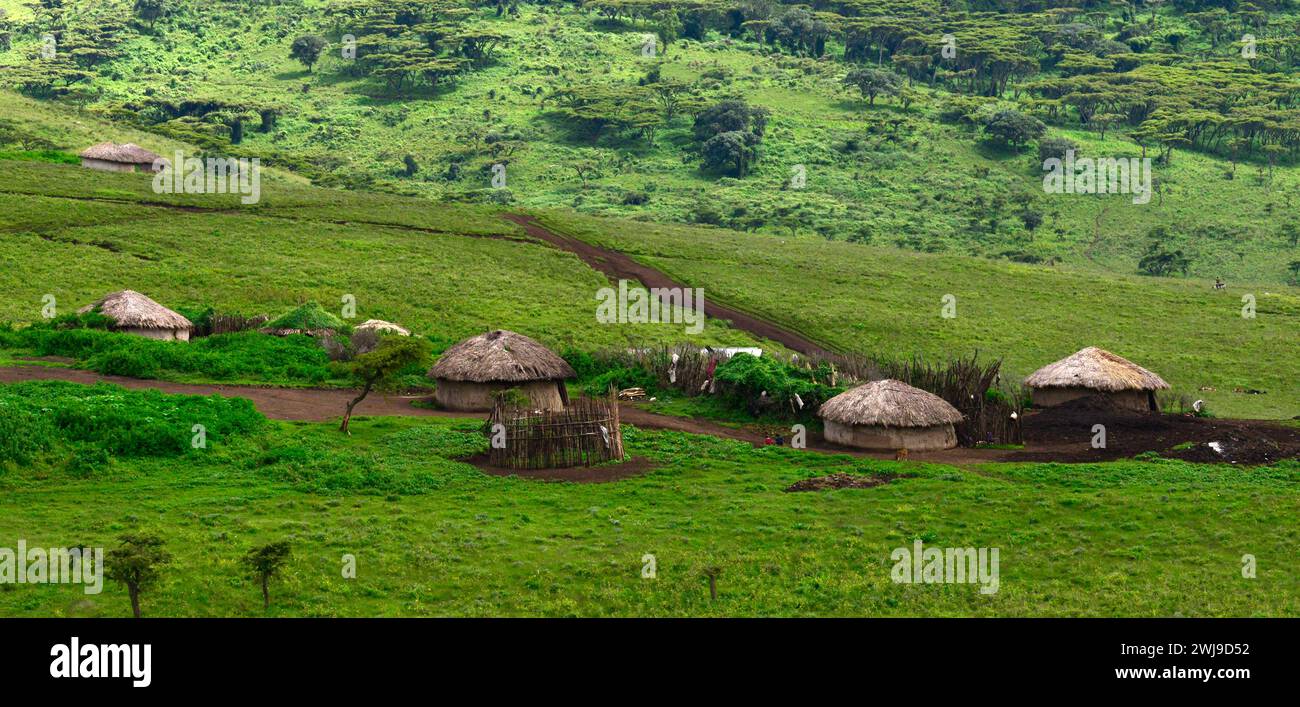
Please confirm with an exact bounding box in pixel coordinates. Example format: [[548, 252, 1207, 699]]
[[105, 533, 170, 618], [1038, 136, 1077, 163], [341, 336, 432, 434], [701, 131, 760, 177], [981, 109, 1046, 150], [290, 35, 327, 73], [843, 68, 902, 106], [243, 541, 291, 610], [133, 0, 166, 29]]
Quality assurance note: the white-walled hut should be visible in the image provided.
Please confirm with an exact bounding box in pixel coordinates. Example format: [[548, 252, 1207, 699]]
[[818, 379, 964, 451], [79, 290, 193, 342], [429, 330, 575, 412], [1024, 346, 1170, 412], [78, 142, 163, 173]]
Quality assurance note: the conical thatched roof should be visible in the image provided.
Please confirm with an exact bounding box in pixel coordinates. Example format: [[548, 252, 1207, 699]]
[[429, 330, 575, 383], [78, 290, 192, 331], [79, 142, 161, 164], [355, 319, 410, 336], [819, 379, 963, 428], [1024, 347, 1169, 392]]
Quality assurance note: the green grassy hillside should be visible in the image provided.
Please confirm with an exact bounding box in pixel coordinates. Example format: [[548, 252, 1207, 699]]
[[2, 2, 1297, 284], [541, 209, 1300, 419], [0, 160, 759, 351], [2, 157, 1294, 418], [2, 408, 1296, 617]]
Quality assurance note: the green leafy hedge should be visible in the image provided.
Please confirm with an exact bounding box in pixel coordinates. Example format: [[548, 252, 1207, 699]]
[[1, 326, 332, 384], [0, 381, 265, 466]]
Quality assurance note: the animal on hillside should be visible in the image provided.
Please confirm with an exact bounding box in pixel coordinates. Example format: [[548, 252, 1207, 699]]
[[895, 448, 909, 462]]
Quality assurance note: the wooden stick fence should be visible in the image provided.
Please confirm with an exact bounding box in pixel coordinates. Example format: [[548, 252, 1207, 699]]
[[488, 388, 625, 470]]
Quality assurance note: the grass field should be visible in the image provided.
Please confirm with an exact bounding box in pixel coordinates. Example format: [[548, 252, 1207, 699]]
[[2, 158, 1295, 418], [538, 210, 1300, 420], [0, 160, 759, 352], [2, 403, 1296, 618]]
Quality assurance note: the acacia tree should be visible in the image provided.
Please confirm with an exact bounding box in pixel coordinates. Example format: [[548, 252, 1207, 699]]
[[843, 67, 902, 106], [105, 533, 170, 618], [980, 109, 1046, 150], [290, 34, 327, 73], [341, 336, 432, 435], [243, 541, 291, 610], [132, 0, 165, 29]]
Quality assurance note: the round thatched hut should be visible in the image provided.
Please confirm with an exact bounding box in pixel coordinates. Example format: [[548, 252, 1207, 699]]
[[260, 302, 345, 337], [78, 142, 163, 173], [819, 379, 963, 451], [429, 330, 575, 412], [1024, 347, 1169, 412], [79, 290, 192, 342], [355, 319, 410, 336]]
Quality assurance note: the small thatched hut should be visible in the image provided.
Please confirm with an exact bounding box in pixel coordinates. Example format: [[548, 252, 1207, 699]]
[[819, 379, 963, 451], [429, 330, 574, 412], [1024, 347, 1169, 412], [79, 142, 163, 173], [355, 319, 410, 336], [261, 302, 345, 337], [79, 290, 192, 342]]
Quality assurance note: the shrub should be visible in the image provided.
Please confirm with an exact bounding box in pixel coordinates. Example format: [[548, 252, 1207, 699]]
[[89, 348, 161, 378], [1038, 136, 1078, 163], [7, 327, 332, 384], [713, 353, 838, 413], [583, 367, 656, 396], [0, 381, 265, 466]]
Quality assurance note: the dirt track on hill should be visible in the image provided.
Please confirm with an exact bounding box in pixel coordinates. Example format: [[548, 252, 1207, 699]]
[[502, 214, 833, 357]]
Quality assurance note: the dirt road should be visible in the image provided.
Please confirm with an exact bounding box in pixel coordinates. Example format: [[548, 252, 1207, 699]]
[[9, 365, 1291, 466], [0, 364, 1016, 464], [503, 214, 833, 357]]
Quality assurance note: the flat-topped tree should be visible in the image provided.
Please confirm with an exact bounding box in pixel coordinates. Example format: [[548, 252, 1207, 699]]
[[106, 533, 170, 619], [341, 336, 432, 435]]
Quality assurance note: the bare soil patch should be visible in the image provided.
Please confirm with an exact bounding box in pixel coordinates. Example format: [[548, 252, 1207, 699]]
[[785, 473, 894, 492], [1013, 395, 1300, 465]]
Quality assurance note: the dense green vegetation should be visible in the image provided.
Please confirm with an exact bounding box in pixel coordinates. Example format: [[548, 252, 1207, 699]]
[[1, 402, 1296, 617], [0, 323, 339, 384], [0, 380, 263, 467], [1, 1, 1297, 284]]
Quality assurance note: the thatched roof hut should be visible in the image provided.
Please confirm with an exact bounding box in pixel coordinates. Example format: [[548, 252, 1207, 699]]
[[819, 379, 963, 451], [429, 329, 575, 412], [78, 142, 163, 173], [355, 319, 410, 336], [261, 302, 345, 337], [79, 290, 192, 342], [1024, 347, 1169, 411]]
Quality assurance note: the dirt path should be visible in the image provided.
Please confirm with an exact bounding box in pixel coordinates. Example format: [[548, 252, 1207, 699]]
[[0, 364, 1016, 465], [15, 365, 1287, 466], [0, 365, 450, 422], [503, 214, 833, 357]]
